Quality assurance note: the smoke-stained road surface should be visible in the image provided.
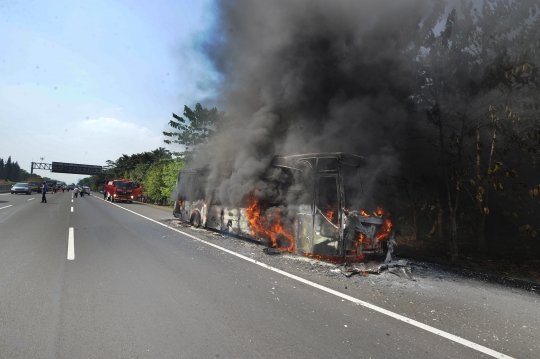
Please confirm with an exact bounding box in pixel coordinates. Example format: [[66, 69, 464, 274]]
[[0, 191, 537, 358]]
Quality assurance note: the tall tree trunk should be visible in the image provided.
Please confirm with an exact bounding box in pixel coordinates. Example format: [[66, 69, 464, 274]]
[[437, 197, 444, 238], [442, 112, 466, 262], [478, 213, 486, 254], [449, 115, 467, 262], [478, 129, 497, 255], [413, 204, 420, 240], [476, 122, 486, 255], [450, 202, 459, 261], [429, 195, 444, 238], [440, 120, 460, 261]]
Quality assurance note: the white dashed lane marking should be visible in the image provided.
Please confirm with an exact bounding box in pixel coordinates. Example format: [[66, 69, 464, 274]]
[[67, 228, 75, 260], [0, 205, 13, 210]]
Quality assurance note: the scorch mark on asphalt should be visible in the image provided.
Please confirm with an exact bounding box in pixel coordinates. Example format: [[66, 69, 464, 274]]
[[92, 195, 514, 359]]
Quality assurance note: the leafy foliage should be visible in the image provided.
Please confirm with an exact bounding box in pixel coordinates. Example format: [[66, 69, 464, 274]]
[[84, 148, 185, 204], [0, 156, 25, 181], [408, 0, 540, 258], [163, 103, 226, 162]]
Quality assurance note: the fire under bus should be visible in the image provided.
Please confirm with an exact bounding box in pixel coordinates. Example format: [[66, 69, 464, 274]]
[[105, 178, 143, 203], [173, 152, 395, 261]]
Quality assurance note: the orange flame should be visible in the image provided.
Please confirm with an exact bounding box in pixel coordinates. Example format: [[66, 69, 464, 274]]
[[356, 232, 372, 249], [375, 218, 392, 242], [246, 194, 296, 253], [325, 205, 339, 225], [373, 206, 383, 218], [360, 210, 371, 217], [374, 207, 392, 242], [325, 209, 334, 222]]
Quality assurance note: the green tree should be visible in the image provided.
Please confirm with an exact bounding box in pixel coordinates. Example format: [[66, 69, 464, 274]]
[[160, 158, 186, 201], [78, 177, 91, 187], [19, 168, 30, 181], [141, 158, 186, 204], [412, 0, 540, 259], [0, 158, 4, 180], [5, 156, 12, 181], [163, 103, 225, 162], [144, 162, 165, 202], [12, 162, 21, 181], [128, 162, 151, 184], [102, 148, 171, 179], [88, 174, 108, 191]]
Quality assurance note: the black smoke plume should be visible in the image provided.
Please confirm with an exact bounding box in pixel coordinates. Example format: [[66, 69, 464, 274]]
[[194, 0, 439, 208]]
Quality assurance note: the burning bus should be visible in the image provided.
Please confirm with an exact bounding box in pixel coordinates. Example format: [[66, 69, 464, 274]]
[[173, 152, 395, 261]]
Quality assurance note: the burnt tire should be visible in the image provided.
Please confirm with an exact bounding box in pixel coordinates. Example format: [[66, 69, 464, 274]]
[[190, 211, 201, 227]]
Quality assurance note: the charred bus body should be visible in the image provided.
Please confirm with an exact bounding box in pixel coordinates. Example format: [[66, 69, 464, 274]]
[[173, 152, 395, 261]]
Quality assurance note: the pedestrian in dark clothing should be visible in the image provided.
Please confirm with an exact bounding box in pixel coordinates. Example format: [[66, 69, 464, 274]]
[[41, 182, 48, 203], [103, 189, 107, 200]]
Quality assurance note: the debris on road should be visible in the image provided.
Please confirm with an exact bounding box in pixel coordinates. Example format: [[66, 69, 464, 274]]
[[340, 259, 414, 280]]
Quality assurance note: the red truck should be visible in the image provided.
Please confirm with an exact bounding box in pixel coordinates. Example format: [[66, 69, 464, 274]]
[[104, 179, 143, 203]]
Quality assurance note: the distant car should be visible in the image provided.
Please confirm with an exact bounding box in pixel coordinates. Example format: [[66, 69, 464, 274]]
[[83, 186, 90, 195], [11, 183, 32, 195]]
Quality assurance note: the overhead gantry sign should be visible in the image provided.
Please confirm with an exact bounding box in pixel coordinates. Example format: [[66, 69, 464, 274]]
[[30, 162, 103, 176]]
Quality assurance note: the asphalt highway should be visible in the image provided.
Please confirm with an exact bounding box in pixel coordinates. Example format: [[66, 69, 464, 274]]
[[0, 191, 538, 358]]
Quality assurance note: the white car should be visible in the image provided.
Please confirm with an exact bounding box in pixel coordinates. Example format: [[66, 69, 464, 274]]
[[11, 183, 32, 195]]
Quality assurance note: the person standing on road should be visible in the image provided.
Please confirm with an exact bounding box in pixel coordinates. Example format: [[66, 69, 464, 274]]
[[74, 186, 79, 198], [103, 189, 107, 200], [80, 186, 84, 197], [40, 182, 48, 203]]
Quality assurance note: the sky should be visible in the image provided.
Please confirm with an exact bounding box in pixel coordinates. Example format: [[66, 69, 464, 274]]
[[0, 0, 217, 183]]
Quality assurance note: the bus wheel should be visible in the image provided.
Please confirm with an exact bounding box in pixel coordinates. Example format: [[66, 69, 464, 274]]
[[190, 211, 201, 227]]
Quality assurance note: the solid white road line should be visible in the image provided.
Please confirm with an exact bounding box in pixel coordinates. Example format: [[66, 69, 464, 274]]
[[94, 196, 514, 359], [71, 207, 73, 212], [0, 205, 13, 210], [67, 227, 75, 260]]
